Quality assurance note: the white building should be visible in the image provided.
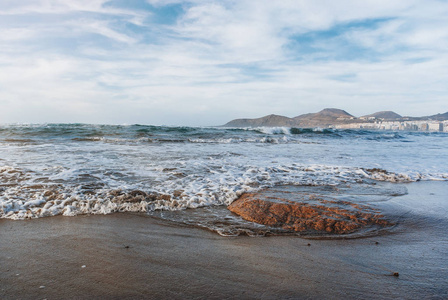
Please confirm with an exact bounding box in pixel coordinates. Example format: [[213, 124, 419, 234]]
[[428, 122, 443, 132]]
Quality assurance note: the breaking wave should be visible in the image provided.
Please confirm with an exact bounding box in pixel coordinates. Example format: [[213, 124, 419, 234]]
[[0, 123, 447, 223], [0, 163, 446, 220]]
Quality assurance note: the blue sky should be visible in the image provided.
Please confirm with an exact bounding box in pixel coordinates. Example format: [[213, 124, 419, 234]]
[[0, 0, 447, 125]]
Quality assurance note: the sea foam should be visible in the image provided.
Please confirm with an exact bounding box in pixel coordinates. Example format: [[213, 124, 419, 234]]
[[0, 124, 447, 220]]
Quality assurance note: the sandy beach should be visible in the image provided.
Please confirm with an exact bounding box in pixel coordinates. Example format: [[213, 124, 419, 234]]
[[2, 0, 448, 298], [1, 181, 447, 299]]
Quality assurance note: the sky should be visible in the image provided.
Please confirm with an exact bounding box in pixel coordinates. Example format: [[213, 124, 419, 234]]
[[0, 0, 447, 126]]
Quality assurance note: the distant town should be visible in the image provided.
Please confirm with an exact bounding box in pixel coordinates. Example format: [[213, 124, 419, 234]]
[[334, 119, 448, 132]]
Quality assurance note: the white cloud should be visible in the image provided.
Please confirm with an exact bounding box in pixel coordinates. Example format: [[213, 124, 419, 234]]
[[0, 0, 140, 16], [79, 21, 139, 44], [0, 0, 447, 125], [0, 28, 36, 41]]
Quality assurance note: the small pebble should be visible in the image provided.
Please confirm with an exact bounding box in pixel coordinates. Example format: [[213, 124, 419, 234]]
[[393, 272, 399, 277], [375, 241, 379, 245], [39, 286, 45, 289], [81, 265, 86, 268], [125, 245, 130, 249], [307, 243, 311, 246]]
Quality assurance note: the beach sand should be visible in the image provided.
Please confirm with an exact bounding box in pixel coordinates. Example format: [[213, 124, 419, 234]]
[[1, 181, 447, 299]]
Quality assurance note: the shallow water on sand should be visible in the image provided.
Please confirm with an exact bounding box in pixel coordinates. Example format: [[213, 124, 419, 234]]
[[150, 181, 409, 237], [309, 181, 448, 298], [0, 181, 446, 299]]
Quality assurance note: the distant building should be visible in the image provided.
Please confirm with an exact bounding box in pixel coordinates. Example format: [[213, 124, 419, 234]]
[[428, 122, 443, 132], [334, 120, 447, 132]]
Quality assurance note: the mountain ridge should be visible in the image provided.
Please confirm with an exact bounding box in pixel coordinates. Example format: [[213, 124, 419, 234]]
[[222, 109, 448, 127]]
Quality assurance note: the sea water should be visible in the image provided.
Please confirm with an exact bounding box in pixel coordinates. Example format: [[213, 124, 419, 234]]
[[0, 124, 447, 235]]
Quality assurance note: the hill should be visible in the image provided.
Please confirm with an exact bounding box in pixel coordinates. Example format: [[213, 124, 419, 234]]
[[223, 109, 355, 127], [223, 114, 295, 127], [293, 108, 355, 127], [424, 112, 448, 121], [361, 111, 402, 120], [222, 108, 448, 127]]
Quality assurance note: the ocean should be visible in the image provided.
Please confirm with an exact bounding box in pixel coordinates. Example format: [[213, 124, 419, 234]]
[[1, 123, 447, 236]]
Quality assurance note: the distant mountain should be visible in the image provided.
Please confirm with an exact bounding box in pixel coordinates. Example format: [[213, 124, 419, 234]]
[[293, 108, 355, 127], [361, 111, 402, 120], [222, 108, 448, 127], [223, 114, 295, 127], [295, 108, 354, 119], [424, 112, 448, 121], [223, 108, 355, 127]]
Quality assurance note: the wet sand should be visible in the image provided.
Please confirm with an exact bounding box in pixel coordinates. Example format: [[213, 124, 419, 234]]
[[1, 181, 447, 299]]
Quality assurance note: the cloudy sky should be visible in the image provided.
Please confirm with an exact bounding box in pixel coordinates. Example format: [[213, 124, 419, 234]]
[[1, 0, 447, 125]]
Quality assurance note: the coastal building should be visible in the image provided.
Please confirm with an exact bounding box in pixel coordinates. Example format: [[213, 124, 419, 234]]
[[428, 123, 443, 132], [360, 116, 376, 120], [420, 123, 429, 131], [334, 120, 447, 132]]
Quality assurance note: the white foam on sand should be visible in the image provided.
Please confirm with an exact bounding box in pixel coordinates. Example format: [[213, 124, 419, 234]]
[[1, 163, 446, 220]]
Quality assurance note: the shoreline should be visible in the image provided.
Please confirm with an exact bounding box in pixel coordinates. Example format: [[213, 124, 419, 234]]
[[1, 181, 447, 299]]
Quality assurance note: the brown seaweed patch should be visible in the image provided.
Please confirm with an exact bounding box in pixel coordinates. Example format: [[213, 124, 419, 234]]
[[228, 191, 393, 235], [364, 168, 389, 174], [105, 190, 172, 204]]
